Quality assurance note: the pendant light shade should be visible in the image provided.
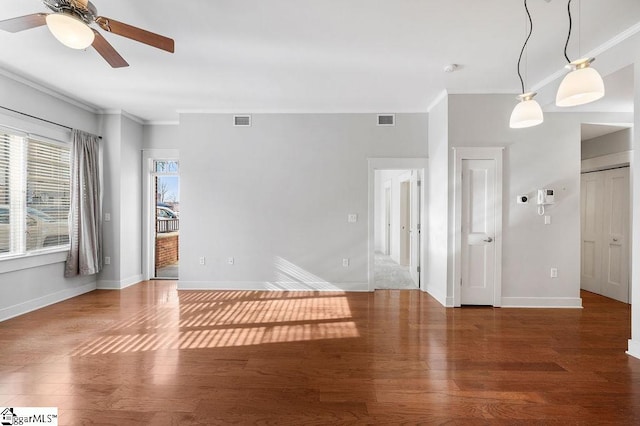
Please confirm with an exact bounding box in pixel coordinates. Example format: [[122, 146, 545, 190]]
[[555, 58, 605, 107], [510, 92, 544, 129], [46, 13, 95, 50]]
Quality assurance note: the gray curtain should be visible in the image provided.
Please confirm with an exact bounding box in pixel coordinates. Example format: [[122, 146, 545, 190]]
[[65, 129, 102, 277]]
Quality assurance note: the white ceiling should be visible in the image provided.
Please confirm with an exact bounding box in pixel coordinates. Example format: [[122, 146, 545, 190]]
[[0, 0, 639, 123]]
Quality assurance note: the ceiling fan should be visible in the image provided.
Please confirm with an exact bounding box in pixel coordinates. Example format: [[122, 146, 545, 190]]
[[0, 0, 174, 68]]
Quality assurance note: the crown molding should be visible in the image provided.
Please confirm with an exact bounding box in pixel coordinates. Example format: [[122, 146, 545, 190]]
[[0, 67, 99, 114]]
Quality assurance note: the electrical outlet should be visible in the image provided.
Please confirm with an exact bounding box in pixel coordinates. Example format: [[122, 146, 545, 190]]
[[348, 214, 358, 223], [342, 258, 350, 267], [550, 268, 558, 278], [227, 257, 234, 265], [544, 215, 551, 225], [104, 256, 111, 265], [104, 212, 111, 222], [199, 257, 205, 265]]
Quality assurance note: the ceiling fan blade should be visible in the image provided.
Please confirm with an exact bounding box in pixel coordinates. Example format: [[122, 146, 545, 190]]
[[0, 13, 48, 33], [95, 16, 174, 53], [92, 30, 129, 68]]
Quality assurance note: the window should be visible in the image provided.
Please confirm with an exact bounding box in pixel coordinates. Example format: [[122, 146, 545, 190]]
[[0, 128, 70, 257]]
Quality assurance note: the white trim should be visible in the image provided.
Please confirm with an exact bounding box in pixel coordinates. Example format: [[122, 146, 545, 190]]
[[97, 274, 143, 290], [101, 109, 145, 125], [0, 281, 96, 322], [178, 281, 369, 292], [367, 158, 428, 293], [581, 151, 632, 173], [533, 23, 640, 93], [146, 121, 180, 126], [501, 297, 583, 308], [0, 67, 99, 114], [0, 250, 68, 274], [627, 339, 640, 359], [452, 147, 504, 307], [142, 149, 180, 281]]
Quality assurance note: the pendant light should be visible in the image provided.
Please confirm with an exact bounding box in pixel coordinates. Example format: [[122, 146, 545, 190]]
[[510, 0, 543, 129], [555, 0, 604, 107]]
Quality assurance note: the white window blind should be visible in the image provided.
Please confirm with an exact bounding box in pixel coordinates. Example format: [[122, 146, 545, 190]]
[[0, 128, 70, 257]]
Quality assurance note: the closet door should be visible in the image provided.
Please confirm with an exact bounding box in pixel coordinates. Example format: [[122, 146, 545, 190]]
[[581, 172, 604, 294], [601, 168, 630, 303], [580, 167, 630, 303]]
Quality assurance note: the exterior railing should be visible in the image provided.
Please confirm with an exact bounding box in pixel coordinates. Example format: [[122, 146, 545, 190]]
[[157, 218, 179, 233]]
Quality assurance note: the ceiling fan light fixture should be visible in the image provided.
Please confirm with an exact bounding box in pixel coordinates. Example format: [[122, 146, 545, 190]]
[[510, 92, 544, 129], [555, 57, 605, 107], [46, 12, 94, 49]]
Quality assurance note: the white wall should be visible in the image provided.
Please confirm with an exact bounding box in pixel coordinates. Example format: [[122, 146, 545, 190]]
[[169, 113, 427, 290], [448, 95, 580, 306], [427, 95, 449, 305], [98, 114, 144, 289], [439, 94, 632, 308], [0, 73, 100, 320], [582, 129, 632, 160], [630, 63, 640, 359]]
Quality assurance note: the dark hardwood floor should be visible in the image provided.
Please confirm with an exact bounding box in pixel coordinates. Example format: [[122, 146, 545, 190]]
[[0, 282, 638, 424]]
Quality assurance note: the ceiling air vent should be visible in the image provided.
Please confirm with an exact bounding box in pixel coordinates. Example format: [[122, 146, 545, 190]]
[[233, 115, 252, 127], [377, 114, 395, 126]]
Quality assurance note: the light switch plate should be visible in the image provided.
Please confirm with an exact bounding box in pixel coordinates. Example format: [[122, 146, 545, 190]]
[[348, 214, 357, 223]]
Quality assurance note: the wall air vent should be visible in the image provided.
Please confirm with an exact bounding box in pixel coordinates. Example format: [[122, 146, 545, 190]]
[[377, 114, 395, 126], [233, 115, 252, 127]]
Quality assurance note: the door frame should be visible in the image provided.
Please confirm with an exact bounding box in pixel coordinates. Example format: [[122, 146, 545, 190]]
[[142, 149, 179, 281], [368, 158, 428, 292], [581, 150, 633, 303], [452, 147, 503, 307]]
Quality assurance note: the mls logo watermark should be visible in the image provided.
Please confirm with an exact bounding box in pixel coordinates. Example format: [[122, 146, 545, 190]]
[[0, 408, 58, 426]]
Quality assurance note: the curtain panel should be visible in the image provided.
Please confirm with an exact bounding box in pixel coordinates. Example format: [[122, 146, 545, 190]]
[[65, 129, 102, 277]]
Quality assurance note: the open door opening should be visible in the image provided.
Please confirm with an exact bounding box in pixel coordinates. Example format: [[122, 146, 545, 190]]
[[153, 161, 179, 280], [580, 124, 632, 304], [373, 169, 422, 290]]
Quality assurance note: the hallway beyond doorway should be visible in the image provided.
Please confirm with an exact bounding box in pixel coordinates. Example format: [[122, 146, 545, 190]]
[[374, 251, 418, 289]]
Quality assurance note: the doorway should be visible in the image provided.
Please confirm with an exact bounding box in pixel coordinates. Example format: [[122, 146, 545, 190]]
[[153, 160, 180, 280], [373, 169, 421, 290], [581, 167, 630, 303], [453, 147, 503, 307]]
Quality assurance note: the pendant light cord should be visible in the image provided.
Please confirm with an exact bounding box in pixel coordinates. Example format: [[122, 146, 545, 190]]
[[563, 0, 573, 63], [517, 0, 533, 94]]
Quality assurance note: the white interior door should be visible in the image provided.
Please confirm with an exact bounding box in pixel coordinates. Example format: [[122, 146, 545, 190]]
[[461, 159, 497, 305], [580, 167, 630, 303], [581, 172, 604, 294], [601, 168, 630, 302], [385, 187, 391, 255], [410, 173, 421, 287], [399, 180, 410, 266]]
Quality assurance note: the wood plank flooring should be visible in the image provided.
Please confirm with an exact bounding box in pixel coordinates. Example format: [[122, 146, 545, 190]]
[[0, 283, 638, 424]]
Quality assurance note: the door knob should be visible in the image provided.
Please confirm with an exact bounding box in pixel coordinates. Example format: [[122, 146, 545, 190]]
[[483, 237, 493, 243]]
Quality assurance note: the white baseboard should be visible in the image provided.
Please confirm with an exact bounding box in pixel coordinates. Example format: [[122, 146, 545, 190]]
[[0, 281, 96, 322], [501, 297, 583, 308], [178, 281, 369, 292], [627, 339, 640, 360], [97, 274, 143, 290], [421, 284, 448, 306]]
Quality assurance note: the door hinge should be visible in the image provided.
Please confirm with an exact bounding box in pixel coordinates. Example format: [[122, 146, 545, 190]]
[[460, 278, 462, 287], [417, 266, 421, 273]]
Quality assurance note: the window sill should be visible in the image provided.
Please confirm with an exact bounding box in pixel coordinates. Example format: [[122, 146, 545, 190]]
[[0, 248, 69, 274]]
